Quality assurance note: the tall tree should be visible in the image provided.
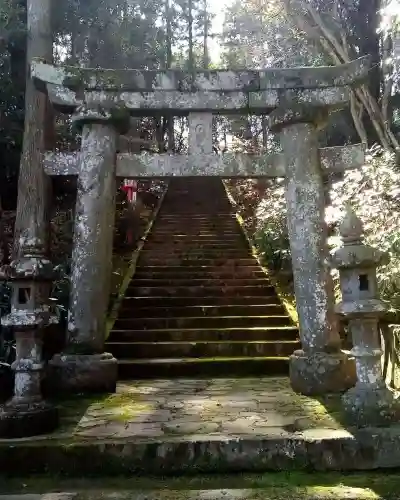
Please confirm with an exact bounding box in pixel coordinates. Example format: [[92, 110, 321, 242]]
[[13, 0, 53, 256], [281, 0, 400, 153], [165, 0, 175, 150]]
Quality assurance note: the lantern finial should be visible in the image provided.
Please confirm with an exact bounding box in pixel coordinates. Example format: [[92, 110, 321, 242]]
[[339, 205, 363, 244]]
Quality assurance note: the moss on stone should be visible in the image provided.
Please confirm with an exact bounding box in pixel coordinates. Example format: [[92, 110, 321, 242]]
[[1, 471, 400, 498]]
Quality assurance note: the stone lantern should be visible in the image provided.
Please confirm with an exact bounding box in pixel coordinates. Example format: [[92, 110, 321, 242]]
[[331, 207, 400, 427], [0, 237, 58, 437]]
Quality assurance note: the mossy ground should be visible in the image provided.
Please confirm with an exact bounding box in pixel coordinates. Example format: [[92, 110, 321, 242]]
[[2, 471, 400, 498]]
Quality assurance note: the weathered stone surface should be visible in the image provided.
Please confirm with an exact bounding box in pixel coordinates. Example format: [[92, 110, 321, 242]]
[[0, 487, 386, 500], [0, 496, 77, 500], [43, 144, 365, 179], [67, 120, 118, 353], [31, 56, 370, 92], [289, 350, 356, 396], [48, 353, 117, 394], [0, 240, 59, 437], [332, 209, 400, 427], [45, 86, 356, 114], [342, 384, 400, 428], [268, 109, 357, 395], [188, 112, 213, 154], [274, 121, 339, 353], [46, 85, 272, 113], [1, 377, 400, 475], [71, 103, 130, 134], [0, 401, 58, 438], [34, 57, 370, 114]]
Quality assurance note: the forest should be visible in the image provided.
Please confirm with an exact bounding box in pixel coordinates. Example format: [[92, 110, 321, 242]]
[[0, 0, 399, 372]]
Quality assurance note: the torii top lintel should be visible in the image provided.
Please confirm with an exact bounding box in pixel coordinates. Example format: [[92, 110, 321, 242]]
[[32, 56, 371, 114]]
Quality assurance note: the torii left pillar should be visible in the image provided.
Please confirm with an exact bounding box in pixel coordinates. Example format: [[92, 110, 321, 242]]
[[50, 104, 129, 393]]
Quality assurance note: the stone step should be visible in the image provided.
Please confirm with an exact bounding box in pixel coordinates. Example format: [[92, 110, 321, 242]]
[[156, 215, 237, 219], [137, 258, 259, 266], [147, 235, 245, 241], [149, 228, 241, 233], [118, 304, 287, 318], [157, 214, 237, 218], [114, 315, 292, 329], [152, 221, 239, 226], [152, 220, 239, 225], [139, 251, 253, 258], [129, 278, 273, 288], [106, 340, 300, 359], [109, 326, 299, 342], [153, 224, 237, 228], [157, 212, 234, 216], [134, 265, 264, 275], [117, 356, 290, 378], [149, 231, 242, 236], [144, 242, 249, 249], [3, 374, 400, 476], [127, 285, 276, 297], [133, 269, 267, 279], [0, 487, 388, 500], [120, 296, 282, 306]]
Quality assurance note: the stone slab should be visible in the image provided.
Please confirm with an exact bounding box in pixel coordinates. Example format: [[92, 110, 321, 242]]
[[44, 85, 353, 113], [43, 144, 365, 178], [0, 377, 399, 475], [32, 57, 370, 92]]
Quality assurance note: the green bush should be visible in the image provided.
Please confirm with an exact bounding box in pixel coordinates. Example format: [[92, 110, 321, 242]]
[[254, 181, 291, 272]]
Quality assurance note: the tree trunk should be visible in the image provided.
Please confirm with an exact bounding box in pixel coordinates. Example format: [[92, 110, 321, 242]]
[[188, 0, 194, 72], [0, 197, 10, 265], [165, 0, 175, 151], [203, 0, 209, 69], [355, 0, 381, 100], [13, 0, 53, 257]]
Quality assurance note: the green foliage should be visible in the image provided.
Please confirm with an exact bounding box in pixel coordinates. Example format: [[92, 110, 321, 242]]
[[225, 179, 291, 273], [221, 0, 325, 70], [231, 148, 400, 316], [254, 181, 291, 273]]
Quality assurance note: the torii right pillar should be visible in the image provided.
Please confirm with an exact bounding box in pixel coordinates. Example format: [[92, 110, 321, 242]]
[[270, 99, 357, 396]]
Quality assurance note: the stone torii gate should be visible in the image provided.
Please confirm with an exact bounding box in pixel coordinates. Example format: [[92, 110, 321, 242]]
[[31, 57, 369, 396]]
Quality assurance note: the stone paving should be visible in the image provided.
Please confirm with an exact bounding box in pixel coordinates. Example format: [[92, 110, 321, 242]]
[[6, 377, 400, 475], [54, 377, 345, 441]]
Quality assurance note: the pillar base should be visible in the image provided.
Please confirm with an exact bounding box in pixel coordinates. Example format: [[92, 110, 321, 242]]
[[48, 352, 118, 395], [289, 349, 356, 396], [0, 400, 58, 438], [342, 383, 400, 427]]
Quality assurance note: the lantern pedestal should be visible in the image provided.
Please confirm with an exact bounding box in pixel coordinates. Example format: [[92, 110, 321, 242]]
[[0, 325, 59, 437], [342, 382, 400, 428], [0, 400, 58, 438], [289, 349, 356, 396], [49, 353, 117, 394]]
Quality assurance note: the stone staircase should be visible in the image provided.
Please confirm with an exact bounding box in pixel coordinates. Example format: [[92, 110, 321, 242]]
[[106, 178, 299, 378]]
